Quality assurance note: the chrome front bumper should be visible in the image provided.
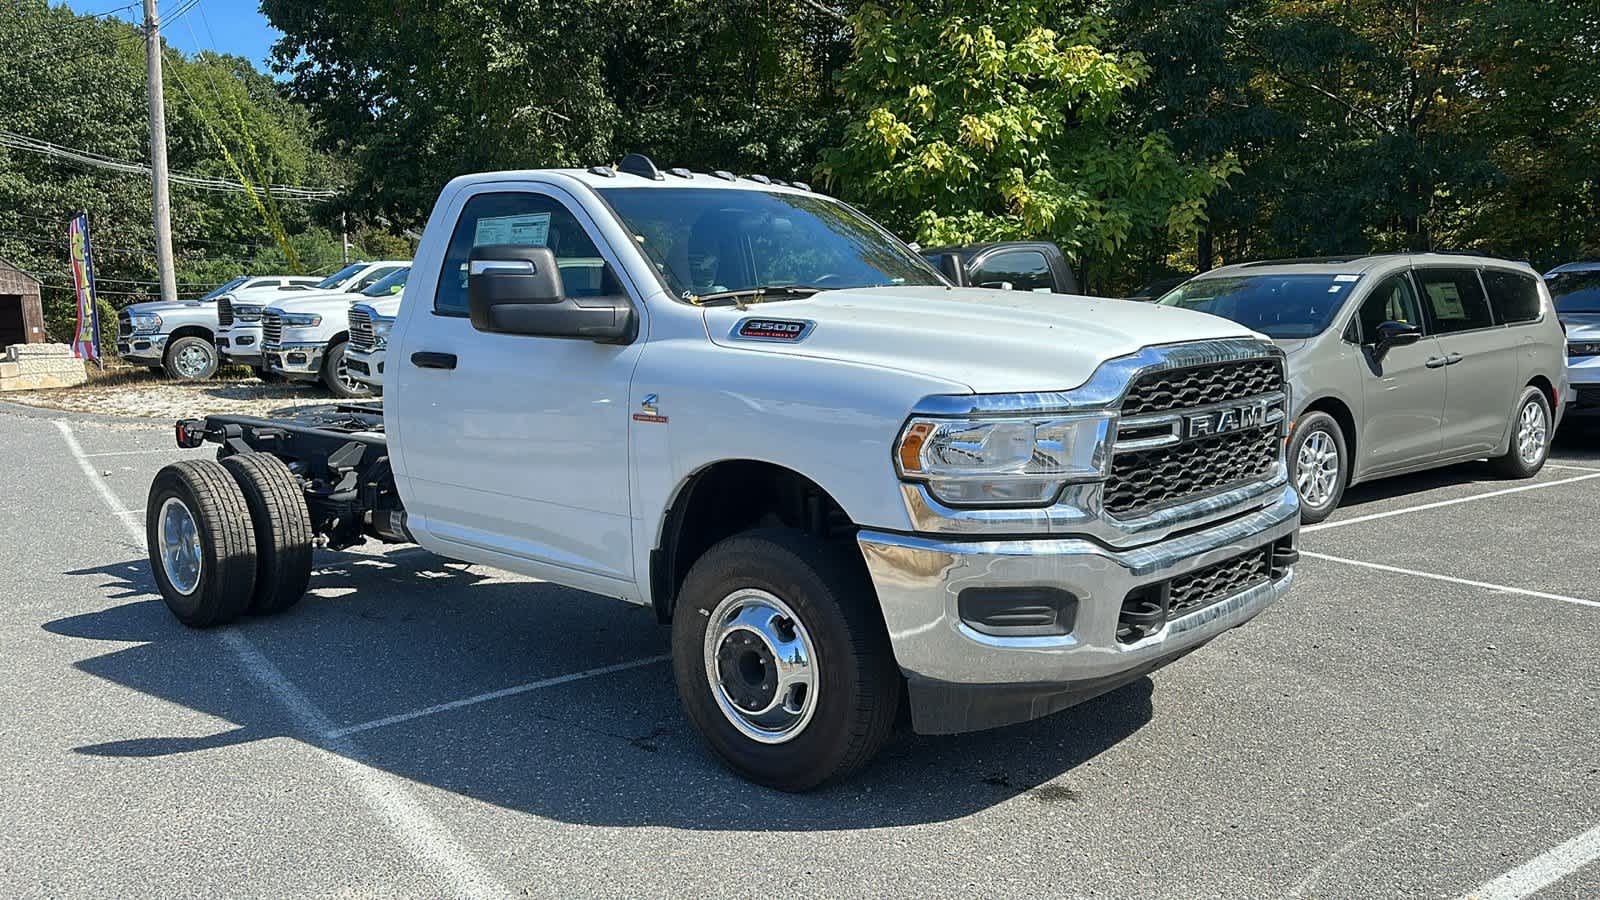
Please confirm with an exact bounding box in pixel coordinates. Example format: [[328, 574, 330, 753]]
[[263, 341, 326, 378], [345, 346, 385, 385], [116, 334, 167, 362], [217, 324, 264, 365], [858, 483, 1299, 733]]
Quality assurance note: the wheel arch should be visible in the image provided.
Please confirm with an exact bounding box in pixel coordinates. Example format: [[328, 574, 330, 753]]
[[1301, 394, 1359, 483], [649, 458, 859, 624], [165, 324, 215, 346]]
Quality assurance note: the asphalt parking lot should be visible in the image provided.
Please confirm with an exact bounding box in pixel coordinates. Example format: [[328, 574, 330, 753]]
[[2, 403, 1597, 899]]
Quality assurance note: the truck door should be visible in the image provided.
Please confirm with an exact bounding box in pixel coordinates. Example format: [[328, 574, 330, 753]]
[[390, 186, 644, 590]]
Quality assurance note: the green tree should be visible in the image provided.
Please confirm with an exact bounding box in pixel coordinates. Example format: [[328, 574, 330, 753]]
[[825, 0, 1238, 289]]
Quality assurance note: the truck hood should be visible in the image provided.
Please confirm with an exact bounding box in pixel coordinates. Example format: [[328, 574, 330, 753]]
[[264, 289, 366, 314], [353, 295, 404, 317], [122, 298, 211, 316], [703, 285, 1261, 394]]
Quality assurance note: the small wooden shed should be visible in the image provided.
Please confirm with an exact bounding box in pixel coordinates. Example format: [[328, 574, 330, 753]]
[[0, 257, 46, 350]]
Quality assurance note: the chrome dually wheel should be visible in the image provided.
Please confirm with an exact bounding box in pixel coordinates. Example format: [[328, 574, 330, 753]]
[[703, 588, 819, 745], [157, 496, 203, 595]]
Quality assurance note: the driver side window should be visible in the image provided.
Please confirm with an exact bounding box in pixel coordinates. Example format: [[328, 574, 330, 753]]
[[1357, 273, 1423, 344]]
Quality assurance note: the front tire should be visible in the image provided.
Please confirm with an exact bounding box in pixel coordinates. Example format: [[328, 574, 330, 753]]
[[146, 460, 258, 627], [321, 340, 372, 399], [1288, 412, 1348, 525], [1491, 387, 1551, 478], [164, 336, 219, 381], [671, 529, 901, 791]]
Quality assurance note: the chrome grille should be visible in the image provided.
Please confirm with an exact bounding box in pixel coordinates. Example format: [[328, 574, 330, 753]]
[[1120, 358, 1282, 417], [1106, 356, 1285, 517], [261, 310, 283, 349], [217, 296, 234, 326], [1168, 547, 1271, 618], [349, 307, 375, 351]]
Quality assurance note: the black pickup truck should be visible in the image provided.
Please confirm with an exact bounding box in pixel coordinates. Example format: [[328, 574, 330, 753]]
[[920, 241, 1080, 294]]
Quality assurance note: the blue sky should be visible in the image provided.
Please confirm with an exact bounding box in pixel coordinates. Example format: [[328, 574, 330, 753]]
[[63, 0, 284, 71]]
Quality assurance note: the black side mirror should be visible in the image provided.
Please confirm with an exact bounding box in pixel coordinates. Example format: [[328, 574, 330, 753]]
[[935, 252, 967, 286], [1371, 320, 1422, 361], [467, 245, 634, 343]]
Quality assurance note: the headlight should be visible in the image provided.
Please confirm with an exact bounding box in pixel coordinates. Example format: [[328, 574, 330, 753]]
[[235, 304, 263, 322], [129, 314, 162, 334], [371, 317, 394, 348], [281, 312, 322, 327], [1568, 341, 1600, 358], [894, 412, 1114, 506]]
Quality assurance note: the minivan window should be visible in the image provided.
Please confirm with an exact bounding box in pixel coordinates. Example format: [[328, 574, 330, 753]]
[[1548, 271, 1600, 314], [1356, 273, 1424, 343], [1415, 268, 1495, 333], [1482, 269, 1542, 324], [1157, 274, 1358, 339], [970, 250, 1053, 292]]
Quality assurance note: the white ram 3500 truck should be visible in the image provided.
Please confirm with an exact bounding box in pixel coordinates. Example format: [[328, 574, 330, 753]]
[[144, 155, 1299, 790], [261, 267, 410, 398], [217, 260, 410, 378]]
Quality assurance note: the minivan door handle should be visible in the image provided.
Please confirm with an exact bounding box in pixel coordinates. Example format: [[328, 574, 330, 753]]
[[1425, 356, 1448, 369], [1444, 352, 1464, 365], [411, 351, 457, 370]]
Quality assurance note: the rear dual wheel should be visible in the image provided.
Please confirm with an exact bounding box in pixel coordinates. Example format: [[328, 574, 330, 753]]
[[147, 454, 312, 627]]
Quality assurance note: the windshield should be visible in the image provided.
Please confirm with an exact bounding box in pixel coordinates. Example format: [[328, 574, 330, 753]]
[[202, 276, 249, 301], [313, 263, 368, 290], [597, 187, 943, 300], [1158, 273, 1359, 338], [1548, 271, 1600, 314], [360, 267, 409, 298]]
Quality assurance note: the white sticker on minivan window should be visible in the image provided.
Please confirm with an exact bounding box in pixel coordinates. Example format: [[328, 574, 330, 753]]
[[474, 213, 551, 248]]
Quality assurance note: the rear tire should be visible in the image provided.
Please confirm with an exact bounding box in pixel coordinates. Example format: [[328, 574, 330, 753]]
[[146, 460, 257, 627], [1288, 412, 1348, 525], [164, 336, 219, 381], [321, 340, 372, 399], [221, 453, 313, 616], [671, 528, 901, 791], [1491, 387, 1551, 479]]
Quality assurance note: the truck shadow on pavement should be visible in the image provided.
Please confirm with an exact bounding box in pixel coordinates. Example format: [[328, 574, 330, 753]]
[[49, 548, 1155, 831]]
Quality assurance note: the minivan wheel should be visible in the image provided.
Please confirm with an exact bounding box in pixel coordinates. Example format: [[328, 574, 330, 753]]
[[671, 528, 901, 791], [1490, 387, 1551, 479], [1289, 412, 1348, 525]]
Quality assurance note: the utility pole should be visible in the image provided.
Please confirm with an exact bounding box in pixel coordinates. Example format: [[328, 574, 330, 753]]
[[143, 0, 177, 303], [341, 211, 350, 264]]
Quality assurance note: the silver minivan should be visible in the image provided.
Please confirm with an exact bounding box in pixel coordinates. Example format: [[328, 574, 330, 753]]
[[1160, 254, 1567, 523]]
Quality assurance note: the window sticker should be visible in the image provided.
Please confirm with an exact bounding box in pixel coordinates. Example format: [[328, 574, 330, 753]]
[[1426, 282, 1465, 318], [474, 213, 551, 248]]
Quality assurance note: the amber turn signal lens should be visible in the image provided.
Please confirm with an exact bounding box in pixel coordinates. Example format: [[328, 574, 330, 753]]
[[898, 421, 934, 474]]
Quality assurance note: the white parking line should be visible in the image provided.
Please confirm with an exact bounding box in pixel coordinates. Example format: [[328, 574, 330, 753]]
[[1301, 551, 1600, 610], [55, 420, 511, 900], [1463, 821, 1600, 900], [325, 654, 671, 739], [1545, 462, 1600, 473], [1304, 472, 1600, 532]]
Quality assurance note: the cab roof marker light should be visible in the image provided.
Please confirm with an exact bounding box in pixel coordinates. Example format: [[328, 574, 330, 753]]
[[712, 170, 737, 181], [746, 174, 773, 185], [668, 167, 693, 179], [587, 165, 617, 177], [792, 181, 812, 192]]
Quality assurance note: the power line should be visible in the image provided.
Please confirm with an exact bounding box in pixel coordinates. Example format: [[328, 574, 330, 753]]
[[0, 129, 340, 200]]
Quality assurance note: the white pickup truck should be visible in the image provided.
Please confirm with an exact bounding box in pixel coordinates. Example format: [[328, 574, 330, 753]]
[[345, 293, 402, 390], [259, 267, 410, 398], [143, 155, 1299, 790], [217, 261, 409, 379]]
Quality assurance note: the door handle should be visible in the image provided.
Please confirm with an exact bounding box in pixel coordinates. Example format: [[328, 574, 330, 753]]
[[411, 351, 457, 370], [1425, 356, 1448, 369], [1445, 353, 1464, 365]]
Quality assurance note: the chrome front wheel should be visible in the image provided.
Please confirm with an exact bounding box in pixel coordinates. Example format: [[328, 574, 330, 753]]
[[702, 588, 820, 745]]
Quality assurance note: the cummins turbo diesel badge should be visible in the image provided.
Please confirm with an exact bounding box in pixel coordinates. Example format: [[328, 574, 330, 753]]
[[734, 318, 814, 342]]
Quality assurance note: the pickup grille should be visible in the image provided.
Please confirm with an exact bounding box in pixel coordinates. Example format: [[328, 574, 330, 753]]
[[349, 307, 375, 351], [1105, 356, 1285, 518], [261, 310, 283, 349], [217, 296, 234, 326], [1168, 547, 1272, 618]]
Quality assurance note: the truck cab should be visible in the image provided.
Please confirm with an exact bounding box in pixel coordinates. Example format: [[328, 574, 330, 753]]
[[920, 240, 1080, 294], [218, 261, 408, 378], [260, 266, 410, 397], [147, 156, 1297, 790]]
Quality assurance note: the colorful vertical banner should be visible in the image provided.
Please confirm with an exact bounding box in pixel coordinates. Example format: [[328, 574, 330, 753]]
[[68, 212, 101, 362]]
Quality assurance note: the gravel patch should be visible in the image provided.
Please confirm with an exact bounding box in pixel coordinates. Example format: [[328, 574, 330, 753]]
[[1, 368, 343, 420]]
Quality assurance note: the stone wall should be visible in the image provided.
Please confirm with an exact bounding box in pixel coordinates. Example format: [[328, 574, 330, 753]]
[[0, 343, 88, 392]]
